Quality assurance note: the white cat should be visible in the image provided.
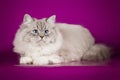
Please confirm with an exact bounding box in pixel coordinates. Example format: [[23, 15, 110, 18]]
[[13, 14, 110, 65]]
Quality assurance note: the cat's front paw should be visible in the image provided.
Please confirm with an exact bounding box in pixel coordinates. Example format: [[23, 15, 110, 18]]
[[33, 57, 49, 65], [48, 55, 63, 64], [20, 57, 33, 64]]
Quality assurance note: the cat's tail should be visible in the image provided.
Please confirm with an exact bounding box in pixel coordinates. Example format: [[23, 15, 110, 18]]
[[81, 44, 111, 62]]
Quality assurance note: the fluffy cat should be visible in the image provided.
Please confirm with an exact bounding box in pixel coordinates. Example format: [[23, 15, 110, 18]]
[[13, 14, 110, 65]]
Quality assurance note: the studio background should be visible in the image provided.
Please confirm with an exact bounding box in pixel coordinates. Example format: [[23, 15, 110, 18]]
[[0, 0, 120, 80]]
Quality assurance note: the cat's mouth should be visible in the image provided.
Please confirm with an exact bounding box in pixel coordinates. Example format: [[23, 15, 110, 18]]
[[37, 39, 45, 43]]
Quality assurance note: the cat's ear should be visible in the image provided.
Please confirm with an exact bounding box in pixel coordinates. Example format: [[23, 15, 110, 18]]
[[23, 14, 33, 24], [47, 15, 56, 24]]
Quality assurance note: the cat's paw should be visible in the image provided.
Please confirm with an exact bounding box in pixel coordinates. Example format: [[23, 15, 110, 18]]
[[48, 55, 63, 64], [20, 57, 33, 64], [33, 57, 49, 65]]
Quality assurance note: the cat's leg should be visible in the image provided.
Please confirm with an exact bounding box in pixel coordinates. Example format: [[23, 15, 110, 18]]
[[81, 44, 110, 62], [33, 56, 49, 65], [20, 56, 33, 64], [57, 49, 79, 63], [33, 55, 63, 65], [48, 54, 63, 64]]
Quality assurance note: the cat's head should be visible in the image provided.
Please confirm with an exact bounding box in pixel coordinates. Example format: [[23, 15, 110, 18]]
[[19, 14, 58, 45]]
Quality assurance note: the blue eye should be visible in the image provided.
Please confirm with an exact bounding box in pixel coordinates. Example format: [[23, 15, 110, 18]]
[[45, 30, 49, 34], [33, 29, 38, 33]]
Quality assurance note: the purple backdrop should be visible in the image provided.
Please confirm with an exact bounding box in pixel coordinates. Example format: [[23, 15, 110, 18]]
[[0, 0, 120, 80]]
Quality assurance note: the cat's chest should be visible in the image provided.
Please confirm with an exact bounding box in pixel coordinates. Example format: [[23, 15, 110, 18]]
[[25, 43, 59, 57]]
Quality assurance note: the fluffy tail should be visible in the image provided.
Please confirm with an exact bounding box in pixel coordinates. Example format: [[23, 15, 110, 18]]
[[81, 44, 111, 62]]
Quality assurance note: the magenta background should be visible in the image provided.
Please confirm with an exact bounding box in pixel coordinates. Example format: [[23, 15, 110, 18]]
[[0, 0, 120, 50], [0, 0, 120, 80]]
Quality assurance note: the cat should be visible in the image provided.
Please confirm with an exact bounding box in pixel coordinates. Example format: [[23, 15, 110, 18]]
[[13, 14, 110, 65]]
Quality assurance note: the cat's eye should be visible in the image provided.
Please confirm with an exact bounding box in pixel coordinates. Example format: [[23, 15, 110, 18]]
[[33, 29, 39, 34], [45, 30, 49, 34]]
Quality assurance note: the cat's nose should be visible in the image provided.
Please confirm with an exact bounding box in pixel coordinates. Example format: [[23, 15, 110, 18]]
[[40, 36, 44, 39]]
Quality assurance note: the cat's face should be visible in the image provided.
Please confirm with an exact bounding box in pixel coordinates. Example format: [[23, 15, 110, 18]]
[[20, 14, 57, 45]]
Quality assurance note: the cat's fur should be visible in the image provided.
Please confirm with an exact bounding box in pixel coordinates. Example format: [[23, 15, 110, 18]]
[[13, 14, 110, 65]]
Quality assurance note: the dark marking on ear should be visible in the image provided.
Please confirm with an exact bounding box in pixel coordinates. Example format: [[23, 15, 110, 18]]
[[33, 18, 36, 21], [45, 18, 48, 22]]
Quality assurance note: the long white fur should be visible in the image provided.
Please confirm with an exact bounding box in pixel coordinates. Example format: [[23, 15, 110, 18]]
[[13, 14, 110, 65]]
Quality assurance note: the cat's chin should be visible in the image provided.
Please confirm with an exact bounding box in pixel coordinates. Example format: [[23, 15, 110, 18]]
[[37, 40, 52, 46], [38, 40, 45, 43]]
